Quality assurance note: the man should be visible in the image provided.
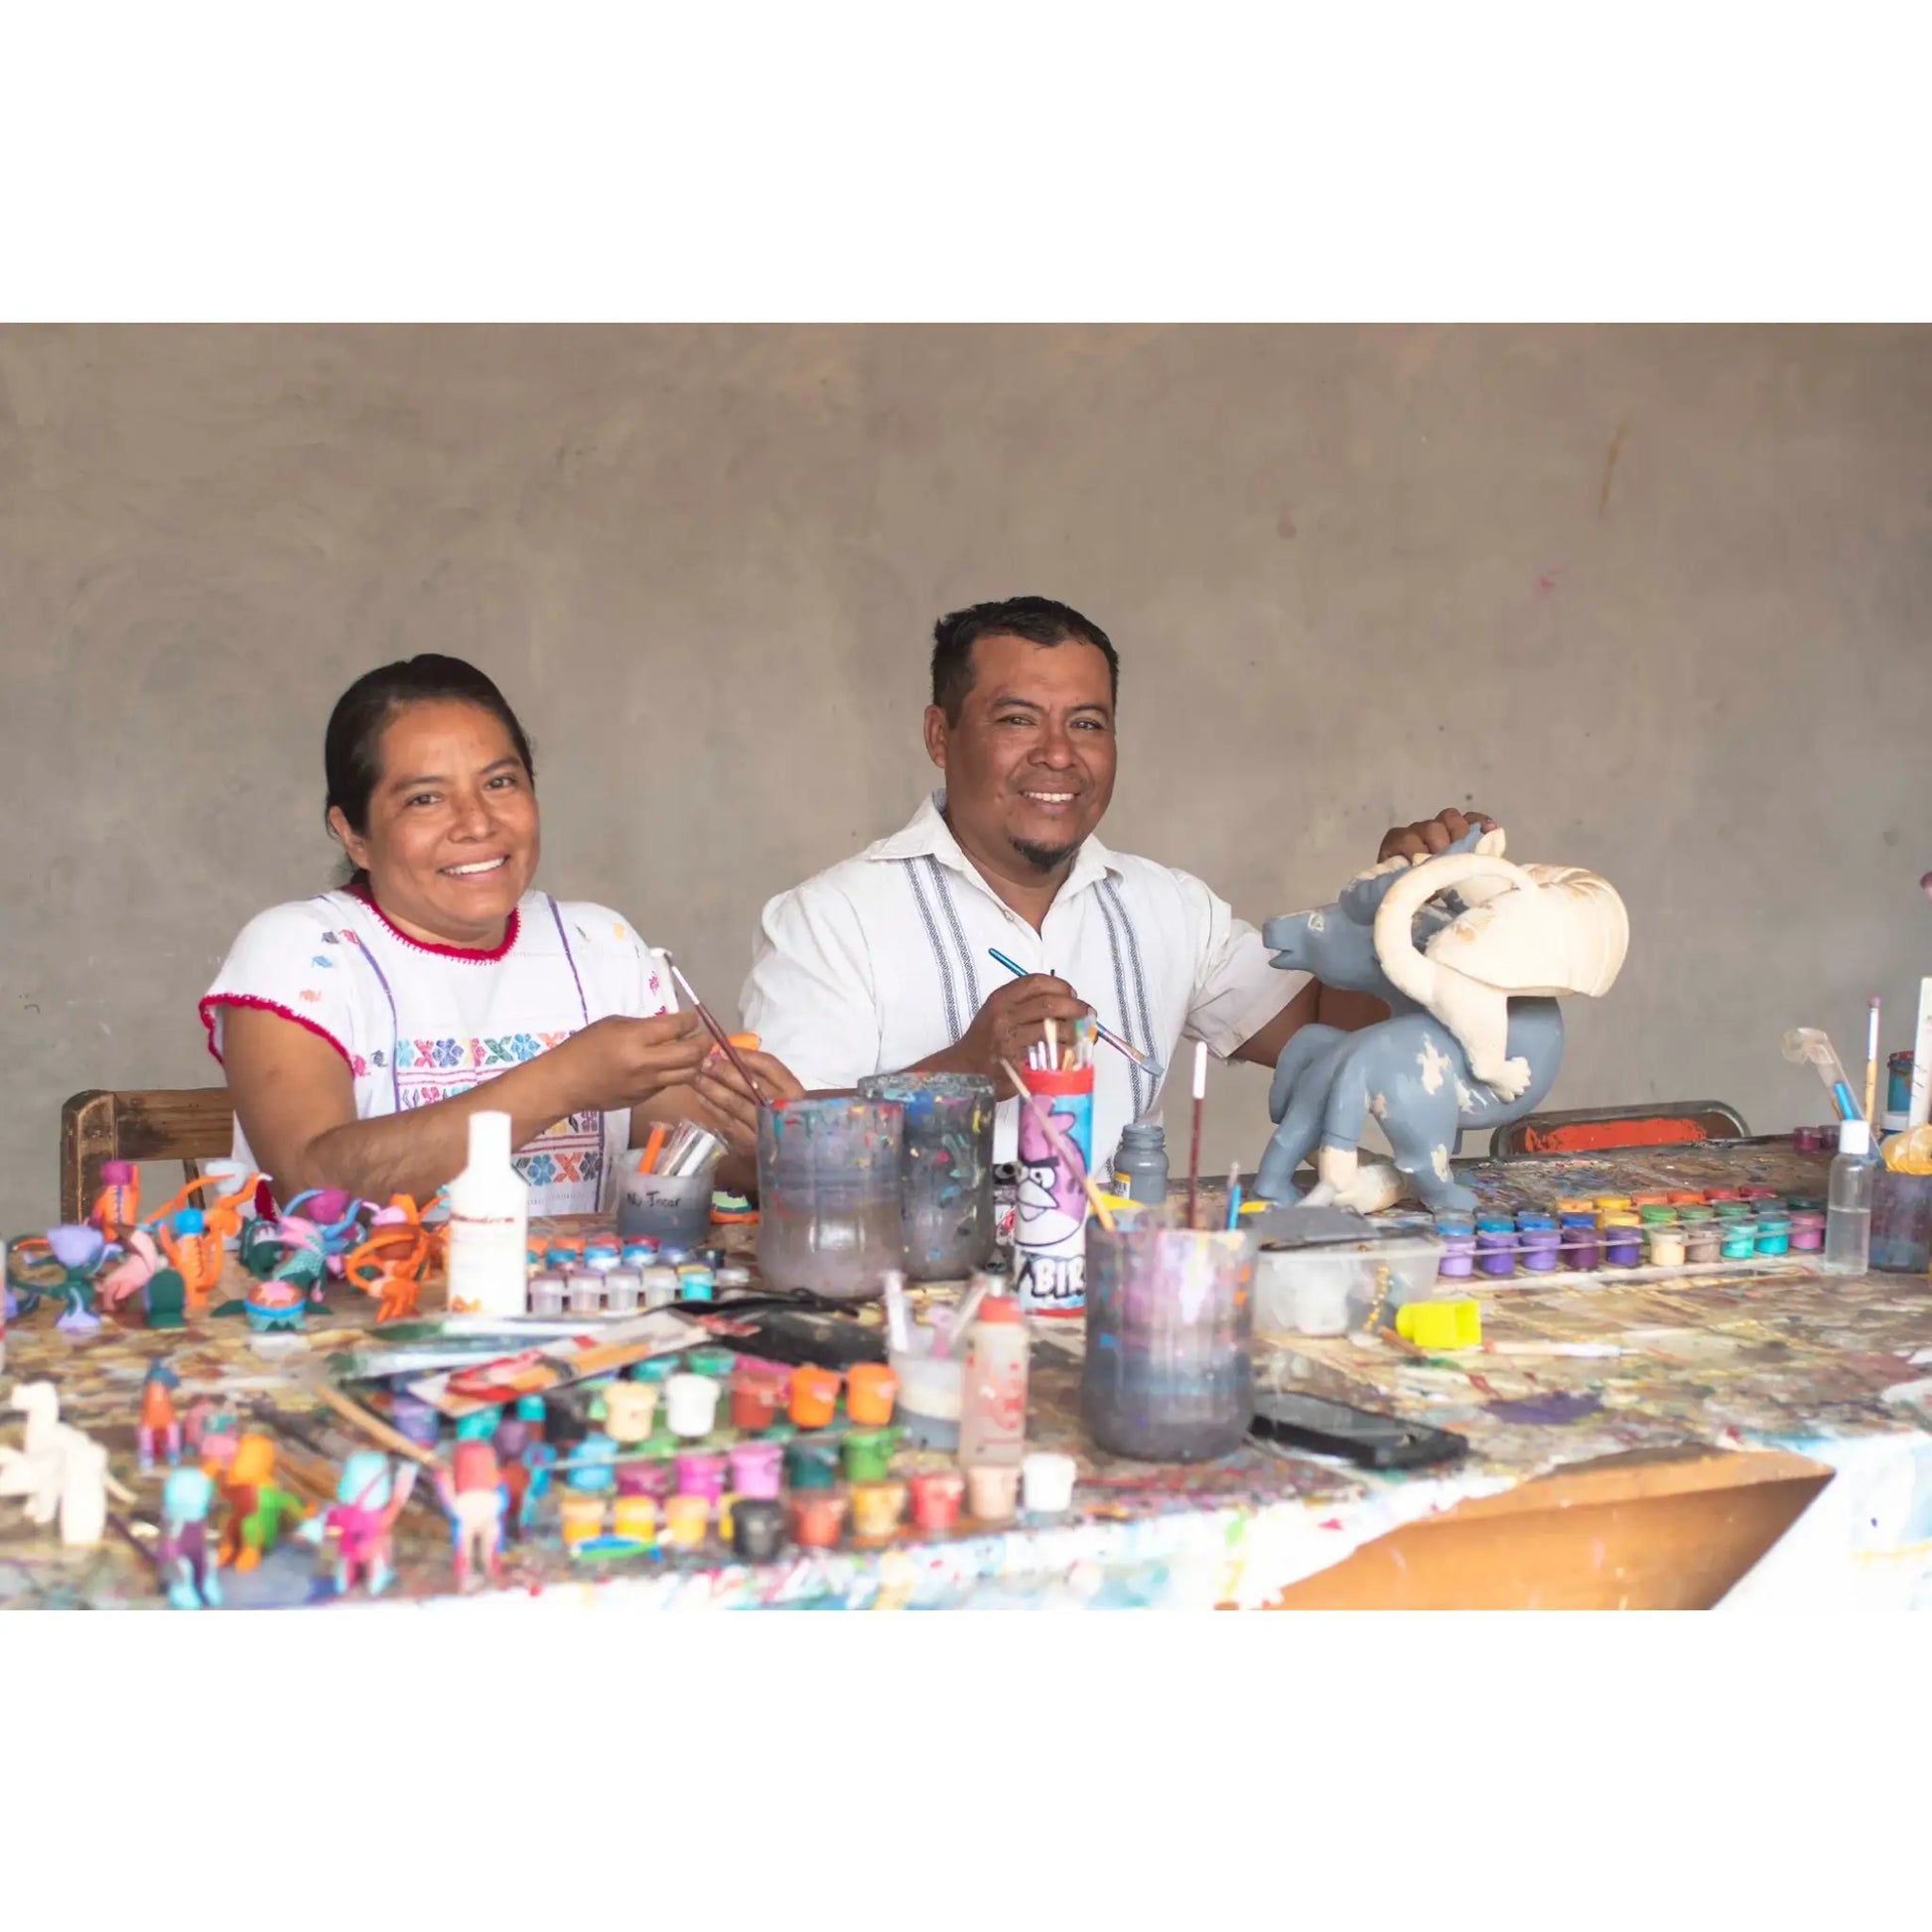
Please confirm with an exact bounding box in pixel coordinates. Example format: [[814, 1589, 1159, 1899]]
[[741, 595, 1489, 1173]]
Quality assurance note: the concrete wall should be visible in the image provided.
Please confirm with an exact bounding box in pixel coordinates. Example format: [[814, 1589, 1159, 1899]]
[[3, 325, 1928, 1233]]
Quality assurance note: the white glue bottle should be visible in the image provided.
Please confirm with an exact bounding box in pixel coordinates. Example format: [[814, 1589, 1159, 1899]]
[[958, 1286, 1030, 1467], [446, 1110, 530, 1317], [1823, 1117, 1874, 1277]]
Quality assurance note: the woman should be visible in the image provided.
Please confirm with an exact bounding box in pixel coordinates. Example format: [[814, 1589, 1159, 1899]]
[[202, 654, 802, 1212]]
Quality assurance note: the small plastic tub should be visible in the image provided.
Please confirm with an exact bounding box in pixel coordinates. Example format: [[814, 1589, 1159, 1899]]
[[1683, 1221, 1723, 1264], [1645, 1224, 1688, 1269], [1788, 1210, 1826, 1253], [1475, 1226, 1518, 1279], [1517, 1225, 1562, 1274], [1753, 1213, 1792, 1257], [1720, 1219, 1759, 1260], [1602, 1214, 1642, 1268]]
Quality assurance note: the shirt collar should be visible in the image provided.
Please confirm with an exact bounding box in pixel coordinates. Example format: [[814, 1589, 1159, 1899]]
[[868, 790, 1119, 901]]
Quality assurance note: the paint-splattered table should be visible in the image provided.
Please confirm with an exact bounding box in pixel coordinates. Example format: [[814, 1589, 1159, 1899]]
[[5, 1140, 1930, 1609]]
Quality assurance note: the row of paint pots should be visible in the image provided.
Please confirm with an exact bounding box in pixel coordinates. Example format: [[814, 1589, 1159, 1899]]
[[560, 1451, 1078, 1562], [1436, 1205, 1824, 1276]]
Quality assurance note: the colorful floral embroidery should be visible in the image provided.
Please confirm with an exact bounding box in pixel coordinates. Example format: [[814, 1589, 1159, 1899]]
[[300, 989, 322, 1002], [312, 955, 336, 968]]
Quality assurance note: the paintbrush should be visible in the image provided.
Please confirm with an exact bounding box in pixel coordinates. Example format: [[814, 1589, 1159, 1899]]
[[998, 1057, 1116, 1233], [1865, 996, 1882, 1129], [666, 957, 769, 1108], [1225, 1160, 1242, 1231], [986, 948, 1166, 1082], [1186, 1040, 1206, 1229]]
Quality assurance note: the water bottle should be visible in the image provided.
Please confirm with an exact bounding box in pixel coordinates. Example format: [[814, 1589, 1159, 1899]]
[[1823, 1118, 1874, 1276]]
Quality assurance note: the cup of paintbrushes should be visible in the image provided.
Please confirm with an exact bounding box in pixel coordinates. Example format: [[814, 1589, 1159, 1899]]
[[618, 1123, 724, 1247]]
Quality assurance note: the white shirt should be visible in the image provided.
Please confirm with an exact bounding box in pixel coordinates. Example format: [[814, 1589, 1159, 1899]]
[[741, 792, 1308, 1169], [202, 888, 673, 1216]]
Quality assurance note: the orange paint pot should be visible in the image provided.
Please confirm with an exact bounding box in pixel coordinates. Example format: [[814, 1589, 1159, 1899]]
[[909, 1469, 965, 1533], [845, 1363, 898, 1428], [730, 1367, 787, 1433], [1667, 1190, 1707, 1207], [788, 1490, 847, 1549], [662, 1494, 709, 1549], [789, 1365, 841, 1430], [1629, 1192, 1671, 1209], [613, 1496, 658, 1545], [560, 1494, 607, 1548], [849, 1480, 906, 1544]]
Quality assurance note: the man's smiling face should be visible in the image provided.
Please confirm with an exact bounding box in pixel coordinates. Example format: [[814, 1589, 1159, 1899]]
[[923, 629, 1117, 877]]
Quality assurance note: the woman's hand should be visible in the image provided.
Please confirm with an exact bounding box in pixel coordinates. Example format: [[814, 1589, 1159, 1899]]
[[693, 1047, 806, 1158], [554, 1011, 711, 1115]]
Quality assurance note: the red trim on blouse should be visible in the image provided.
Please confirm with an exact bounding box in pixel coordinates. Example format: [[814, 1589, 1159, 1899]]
[[200, 994, 353, 1071], [345, 882, 520, 962]]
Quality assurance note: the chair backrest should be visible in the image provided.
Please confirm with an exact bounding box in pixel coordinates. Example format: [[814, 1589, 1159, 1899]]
[[1489, 1101, 1751, 1160], [61, 1087, 235, 1226]]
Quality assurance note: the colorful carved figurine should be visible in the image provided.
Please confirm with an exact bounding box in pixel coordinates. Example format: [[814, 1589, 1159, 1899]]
[[143, 1266, 188, 1331], [158, 1467, 222, 1609], [44, 1224, 109, 1333], [342, 1195, 442, 1325], [148, 1165, 265, 1251], [137, 1361, 183, 1472], [98, 1228, 163, 1309], [242, 1278, 307, 1333], [0, 1381, 134, 1546], [198, 1407, 242, 1477], [278, 1188, 368, 1302], [435, 1439, 506, 1589], [91, 1159, 141, 1243], [312, 1450, 416, 1596], [217, 1434, 308, 1570], [159, 1208, 225, 1311]]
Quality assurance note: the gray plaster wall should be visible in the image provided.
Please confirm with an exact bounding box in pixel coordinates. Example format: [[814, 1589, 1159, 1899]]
[[3, 325, 1928, 1234]]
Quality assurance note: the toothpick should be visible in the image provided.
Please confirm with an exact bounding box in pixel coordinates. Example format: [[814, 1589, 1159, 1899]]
[[1186, 1040, 1207, 1230], [999, 1057, 1115, 1233], [1865, 996, 1881, 1128]]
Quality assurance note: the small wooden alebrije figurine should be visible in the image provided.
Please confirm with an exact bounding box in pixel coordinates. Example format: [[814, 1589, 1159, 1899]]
[[309, 1450, 416, 1597], [435, 1439, 507, 1589], [157, 1467, 222, 1609], [137, 1361, 183, 1472], [143, 1266, 188, 1331], [217, 1433, 308, 1571], [159, 1209, 225, 1311], [91, 1159, 140, 1243], [45, 1225, 108, 1333], [0, 1381, 134, 1546]]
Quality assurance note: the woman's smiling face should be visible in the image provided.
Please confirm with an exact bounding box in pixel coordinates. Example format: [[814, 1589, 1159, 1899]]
[[329, 698, 540, 946]]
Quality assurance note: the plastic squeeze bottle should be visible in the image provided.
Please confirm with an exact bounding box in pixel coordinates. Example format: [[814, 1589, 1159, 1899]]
[[1823, 1117, 1874, 1277], [446, 1110, 530, 1317], [957, 1290, 1030, 1466]]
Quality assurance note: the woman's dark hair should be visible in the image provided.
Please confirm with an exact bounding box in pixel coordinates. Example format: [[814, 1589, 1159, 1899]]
[[324, 654, 537, 887], [930, 595, 1119, 724]]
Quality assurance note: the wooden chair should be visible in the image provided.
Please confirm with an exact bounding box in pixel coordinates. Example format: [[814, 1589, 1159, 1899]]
[[1488, 1101, 1751, 1160], [60, 1087, 235, 1227]]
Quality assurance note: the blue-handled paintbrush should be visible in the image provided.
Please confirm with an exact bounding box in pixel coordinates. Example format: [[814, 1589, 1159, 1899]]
[[987, 948, 1166, 1083]]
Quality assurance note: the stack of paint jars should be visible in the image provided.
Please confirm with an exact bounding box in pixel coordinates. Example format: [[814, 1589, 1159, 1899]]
[[525, 1230, 742, 1316], [1433, 1182, 1821, 1280]]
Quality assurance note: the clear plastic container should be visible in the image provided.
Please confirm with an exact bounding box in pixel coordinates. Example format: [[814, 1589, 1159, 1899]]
[[757, 1098, 904, 1302], [858, 1072, 996, 1282], [1082, 1222, 1254, 1462], [617, 1164, 714, 1250], [1824, 1119, 1874, 1276], [1253, 1236, 1446, 1336]]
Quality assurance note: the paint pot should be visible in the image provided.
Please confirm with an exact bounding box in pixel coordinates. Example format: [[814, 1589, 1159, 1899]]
[[788, 1490, 846, 1549], [686, 1346, 735, 1380], [786, 1439, 841, 1492], [1516, 1225, 1561, 1274], [1737, 1186, 1780, 1202], [664, 1373, 723, 1440], [759, 1420, 797, 1446], [1788, 1210, 1826, 1253], [728, 1439, 784, 1501], [583, 1243, 620, 1272], [616, 1452, 676, 1500], [965, 1461, 1022, 1525], [528, 1270, 567, 1316], [661, 1494, 709, 1549], [730, 1366, 788, 1433], [1644, 1224, 1688, 1269], [1515, 1212, 1556, 1231], [758, 1097, 904, 1303], [567, 1272, 605, 1316], [1793, 1125, 1825, 1155], [1637, 1204, 1678, 1226], [1601, 1213, 1642, 1268], [1474, 1224, 1518, 1278], [673, 1450, 730, 1502], [545, 1238, 584, 1268], [677, 1265, 716, 1303], [639, 1266, 680, 1311], [1870, 1171, 1932, 1274], [1435, 1214, 1475, 1279], [1082, 1221, 1254, 1463], [1676, 1203, 1716, 1222], [1788, 1195, 1824, 1214], [617, 1161, 714, 1251], [845, 1362, 898, 1428], [858, 1071, 997, 1282], [841, 1427, 900, 1484], [612, 1495, 658, 1546], [1559, 1213, 1599, 1271], [604, 1267, 641, 1315], [390, 1394, 441, 1449], [631, 1355, 677, 1384], [717, 1264, 754, 1290], [788, 1365, 841, 1430], [909, 1468, 965, 1533], [1594, 1194, 1633, 1218], [1754, 1214, 1792, 1257], [602, 1382, 659, 1444], [1720, 1219, 1758, 1261], [1022, 1450, 1077, 1517], [621, 1240, 658, 1267], [1666, 1190, 1706, 1207], [733, 1496, 786, 1562], [1011, 1059, 1096, 1317], [515, 1393, 547, 1435], [560, 1493, 607, 1549], [893, 1350, 966, 1450], [1713, 1200, 1752, 1220], [566, 1437, 619, 1492], [849, 1479, 907, 1543], [1683, 1221, 1723, 1264], [1553, 1197, 1594, 1218], [1629, 1192, 1670, 1209]]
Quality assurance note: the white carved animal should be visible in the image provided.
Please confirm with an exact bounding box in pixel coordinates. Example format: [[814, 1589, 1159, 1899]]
[[1371, 834, 1628, 1103], [0, 1379, 133, 1546]]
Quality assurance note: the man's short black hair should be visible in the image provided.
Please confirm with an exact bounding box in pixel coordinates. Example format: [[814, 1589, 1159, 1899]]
[[929, 596, 1120, 725]]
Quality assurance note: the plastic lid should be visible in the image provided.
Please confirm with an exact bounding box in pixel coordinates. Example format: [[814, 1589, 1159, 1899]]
[[468, 1109, 512, 1166], [974, 1295, 1022, 1325], [1839, 1119, 1871, 1156]]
